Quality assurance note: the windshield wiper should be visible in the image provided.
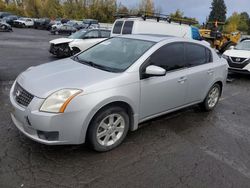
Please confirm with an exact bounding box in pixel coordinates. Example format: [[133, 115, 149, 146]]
[[73, 56, 120, 72]]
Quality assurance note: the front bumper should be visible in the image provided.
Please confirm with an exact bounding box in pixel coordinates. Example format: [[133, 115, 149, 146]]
[[9, 83, 87, 145], [49, 43, 72, 57], [228, 67, 250, 74]]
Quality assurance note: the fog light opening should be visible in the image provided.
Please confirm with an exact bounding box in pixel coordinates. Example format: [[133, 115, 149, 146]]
[[37, 131, 59, 141]]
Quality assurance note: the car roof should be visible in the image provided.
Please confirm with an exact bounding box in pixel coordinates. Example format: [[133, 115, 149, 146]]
[[116, 34, 176, 42]]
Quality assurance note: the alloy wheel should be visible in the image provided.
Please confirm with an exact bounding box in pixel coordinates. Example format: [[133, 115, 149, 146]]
[[96, 114, 125, 147]]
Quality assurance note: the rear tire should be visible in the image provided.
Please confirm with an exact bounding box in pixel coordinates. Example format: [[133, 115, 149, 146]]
[[200, 83, 221, 111], [87, 106, 130, 152]]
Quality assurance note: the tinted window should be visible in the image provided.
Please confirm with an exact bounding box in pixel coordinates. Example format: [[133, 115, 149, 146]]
[[206, 48, 212, 62], [113, 21, 123, 34], [185, 43, 208, 67], [100, 30, 110, 38], [150, 43, 185, 72], [122, 21, 134, 34]]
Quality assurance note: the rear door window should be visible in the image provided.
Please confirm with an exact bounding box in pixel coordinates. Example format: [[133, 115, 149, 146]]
[[113, 21, 124, 34], [122, 21, 134, 34], [150, 43, 185, 72], [185, 43, 208, 67]]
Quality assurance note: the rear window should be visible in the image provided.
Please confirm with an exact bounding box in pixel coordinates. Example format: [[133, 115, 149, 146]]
[[122, 21, 134, 34], [113, 21, 123, 34]]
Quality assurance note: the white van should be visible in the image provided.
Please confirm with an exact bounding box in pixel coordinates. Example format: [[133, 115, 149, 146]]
[[111, 17, 202, 41]]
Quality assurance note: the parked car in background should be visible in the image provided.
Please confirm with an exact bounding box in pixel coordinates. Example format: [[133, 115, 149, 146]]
[[50, 24, 77, 35], [13, 17, 34, 28], [61, 18, 70, 24], [0, 12, 12, 18], [49, 28, 110, 57], [222, 38, 250, 74], [34, 18, 51, 30], [0, 21, 12, 32], [10, 34, 228, 151], [69, 29, 110, 54], [50, 21, 63, 31], [2, 15, 19, 26], [82, 19, 100, 29]]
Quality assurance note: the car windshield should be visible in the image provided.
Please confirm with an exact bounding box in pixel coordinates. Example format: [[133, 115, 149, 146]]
[[68, 30, 87, 39], [235, 41, 250, 51], [74, 37, 155, 72]]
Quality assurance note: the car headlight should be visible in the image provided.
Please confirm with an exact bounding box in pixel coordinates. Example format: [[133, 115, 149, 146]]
[[221, 54, 229, 60], [40, 89, 82, 113]]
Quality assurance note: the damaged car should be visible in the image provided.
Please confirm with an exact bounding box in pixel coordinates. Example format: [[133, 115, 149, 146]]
[[13, 17, 34, 28], [0, 21, 12, 32], [50, 24, 77, 35], [49, 28, 110, 58]]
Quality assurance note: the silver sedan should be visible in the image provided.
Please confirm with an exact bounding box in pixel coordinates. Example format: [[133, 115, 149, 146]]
[[10, 34, 228, 151]]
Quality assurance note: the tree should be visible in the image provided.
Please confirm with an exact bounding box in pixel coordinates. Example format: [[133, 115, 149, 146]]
[[0, 0, 6, 11], [43, 0, 63, 19], [208, 0, 227, 22], [24, 0, 42, 17], [170, 9, 184, 19], [139, 0, 154, 13], [224, 12, 250, 34], [239, 12, 250, 34], [117, 2, 128, 14]]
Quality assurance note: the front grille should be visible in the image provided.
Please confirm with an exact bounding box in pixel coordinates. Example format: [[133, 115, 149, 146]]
[[49, 44, 57, 54], [231, 57, 247, 63], [227, 58, 249, 69], [13, 83, 34, 107]]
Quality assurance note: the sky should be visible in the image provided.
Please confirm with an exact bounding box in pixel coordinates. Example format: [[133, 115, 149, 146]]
[[117, 0, 250, 23]]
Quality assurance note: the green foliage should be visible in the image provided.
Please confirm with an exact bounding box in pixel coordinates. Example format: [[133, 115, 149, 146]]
[[139, 0, 154, 13], [170, 9, 184, 19], [43, 0, 63, 19], [0, 0, 6, 11], [224, 12, 250, 34], [24, 0, 42, 17], [208, 0, 227, 22]]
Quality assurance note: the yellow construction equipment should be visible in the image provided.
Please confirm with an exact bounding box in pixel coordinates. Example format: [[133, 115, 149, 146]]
[[200, 21, 241, 53]]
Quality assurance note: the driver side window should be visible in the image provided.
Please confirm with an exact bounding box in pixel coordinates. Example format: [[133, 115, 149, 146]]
[[149, 43, 185, 72]]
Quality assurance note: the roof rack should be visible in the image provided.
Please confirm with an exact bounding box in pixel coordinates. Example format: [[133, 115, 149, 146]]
[[114, 12, 198, 26]]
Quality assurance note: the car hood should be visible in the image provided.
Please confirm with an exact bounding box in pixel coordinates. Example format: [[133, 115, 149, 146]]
[[14, 20, 25, 23], [49, 38, 80, 45], [224, 49, 250, 58], [16, 58, 120, 98]]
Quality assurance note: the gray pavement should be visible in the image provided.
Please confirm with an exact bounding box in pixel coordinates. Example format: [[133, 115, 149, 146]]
[[1, 29, 250, 188]]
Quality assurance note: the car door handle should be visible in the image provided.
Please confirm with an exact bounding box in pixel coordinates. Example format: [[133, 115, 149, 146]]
[[178, 77, 187, 83], [207, 69, 214, 75]]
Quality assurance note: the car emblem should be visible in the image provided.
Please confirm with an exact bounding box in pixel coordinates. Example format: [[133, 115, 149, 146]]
[[235, 58, 241, 62], [16, 90, 21, 97]]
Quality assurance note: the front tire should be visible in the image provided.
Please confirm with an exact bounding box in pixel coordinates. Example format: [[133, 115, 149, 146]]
[[200, 83, 221, 111], [87, 106, 130, 152]]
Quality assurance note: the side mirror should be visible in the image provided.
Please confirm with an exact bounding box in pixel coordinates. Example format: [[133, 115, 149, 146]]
[[145, 65, 166, 77], [229, 46, 235, 50]]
